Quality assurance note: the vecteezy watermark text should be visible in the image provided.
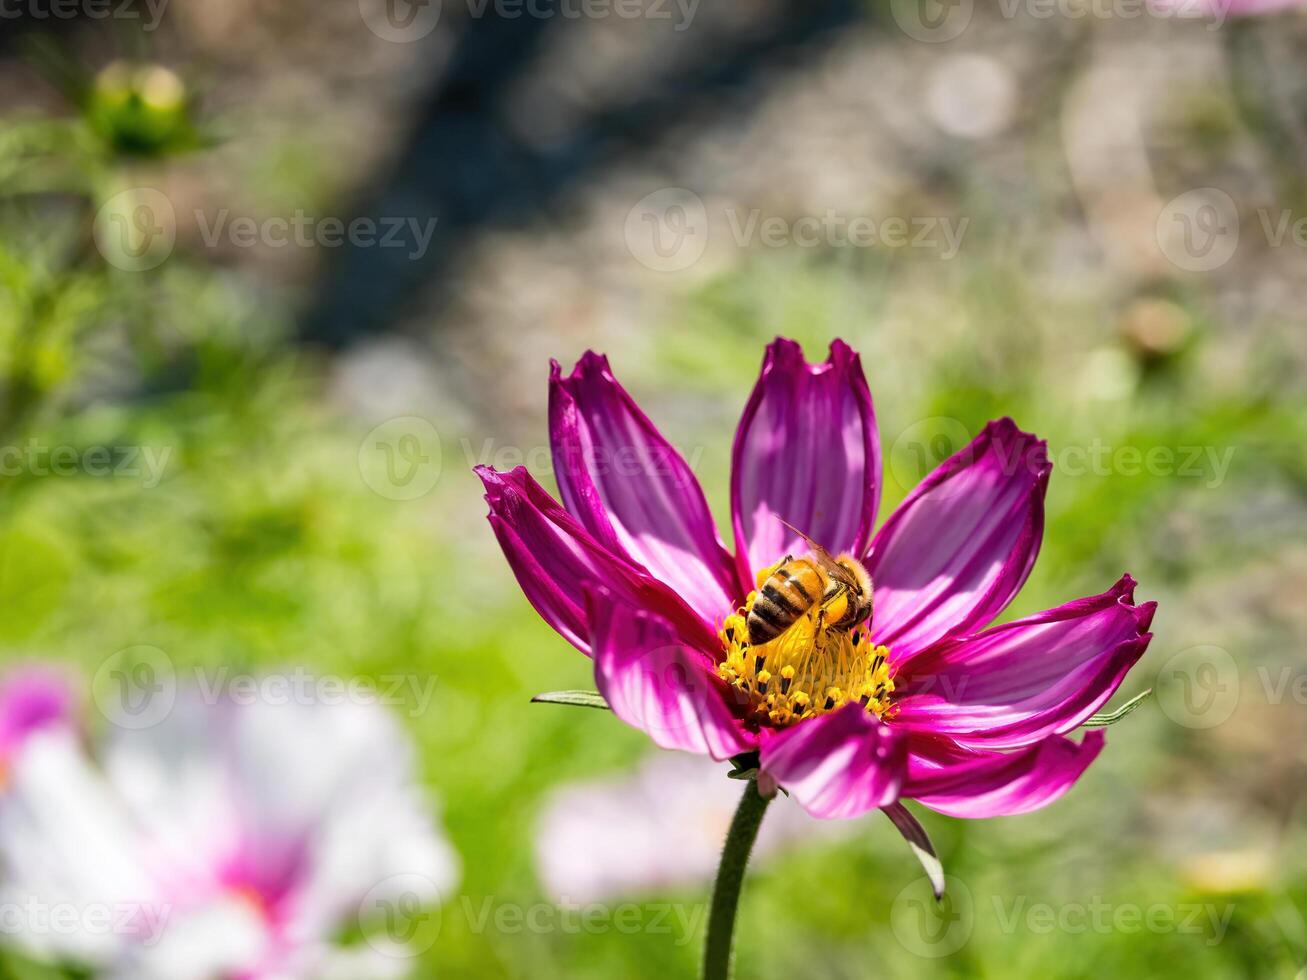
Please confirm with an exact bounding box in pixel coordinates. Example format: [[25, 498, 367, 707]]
[[0, 899, 172, 946], [93, 650, 440, 730], [463, 0, 698, 26], [0, 0, 167, 30], [891, 876, 1235, 959], [93, 189, 442, 271], [1047, 441, 1235, 488], [0, 441, 171, 488], [460, 897, 706, 945], [888, 0, 1231, 45], [195, 210, 438, 260], [991, 897, 1234, 945], [722, 209, 969, 256], [624, 189, 969, 272], [359, 0, 698, 44], [192, 667, 439, 715], [888, 420, 1237, 492], [458, 438, 706, 485]]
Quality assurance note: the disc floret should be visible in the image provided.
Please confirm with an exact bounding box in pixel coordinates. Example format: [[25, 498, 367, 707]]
[[717, 569, 895, 728]]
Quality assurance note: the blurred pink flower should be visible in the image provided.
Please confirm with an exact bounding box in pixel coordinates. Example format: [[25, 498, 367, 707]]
[[535, 752, 857, 904], [0, 667, 158, 966], [0, 665, 75, 768], [0, 673, 460, 979], [479, 338, 1154, 853]]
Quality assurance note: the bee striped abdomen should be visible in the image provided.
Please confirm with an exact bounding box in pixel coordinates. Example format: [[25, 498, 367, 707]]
[[747, 558, 824, 645]]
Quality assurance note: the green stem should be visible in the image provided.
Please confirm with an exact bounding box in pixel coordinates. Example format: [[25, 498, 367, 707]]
[[702, 780, 772, 980]]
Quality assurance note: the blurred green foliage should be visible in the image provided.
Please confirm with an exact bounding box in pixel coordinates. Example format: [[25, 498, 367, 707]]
[[1, 56, 1306, 980]]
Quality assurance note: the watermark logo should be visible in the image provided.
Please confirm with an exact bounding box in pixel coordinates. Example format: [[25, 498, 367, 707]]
[[94, 188, 176, 272], [1156, 645, 1239, 730], [624, 188, 709, 272], [360, 874, 444, 957], [1156, 188, 1239, 273], [358, 417, 443, 501], [359, 0, 441, 41], [891, 874, 974, 957], [889, 0, 974, 42], [92, 645, 177, 730], [887, 416, 972, 495], [622, 643, 717, 742]]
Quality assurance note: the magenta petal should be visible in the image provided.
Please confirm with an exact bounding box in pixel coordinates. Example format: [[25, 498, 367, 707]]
[[731, 338, 881, 577], [869, 418, 1051, 660], [758, 704, 905, 820], [550, 353, 744, 626], [589, 591, 756, 761], [892, 576, 1156, 749], [905, 731, 1106, 818], [0, 666, 75, 756], [478, 466, 718, 657]]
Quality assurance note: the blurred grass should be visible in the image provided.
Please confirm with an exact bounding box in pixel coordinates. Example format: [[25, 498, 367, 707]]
[[1, 94, 1306, 980]]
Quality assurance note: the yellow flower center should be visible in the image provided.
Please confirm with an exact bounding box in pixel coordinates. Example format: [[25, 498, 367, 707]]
[[716, 562, 896, 728]]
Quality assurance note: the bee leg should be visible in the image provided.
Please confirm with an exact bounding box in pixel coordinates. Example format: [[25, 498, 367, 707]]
[[812, 606, 830, 656], [819, 585, 850, 633]]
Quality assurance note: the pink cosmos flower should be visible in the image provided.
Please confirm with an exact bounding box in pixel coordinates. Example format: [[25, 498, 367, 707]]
[[477, 339, 1154, 854], [0, 668, 164, 966], [535, 752, 857, 905], [100, 692, 461, 979], [0, 666, 76, 782], [0, 671, 460, 979]]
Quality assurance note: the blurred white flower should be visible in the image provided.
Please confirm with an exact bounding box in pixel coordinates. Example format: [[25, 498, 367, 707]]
[[0, 666, 161, 966], [926, 54, 1016, 140], [534, 752, 860, 905], [0, 670, 460, 980]]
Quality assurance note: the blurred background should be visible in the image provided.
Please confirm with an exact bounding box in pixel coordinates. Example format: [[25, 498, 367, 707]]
[[1, 0, 1306, 976]]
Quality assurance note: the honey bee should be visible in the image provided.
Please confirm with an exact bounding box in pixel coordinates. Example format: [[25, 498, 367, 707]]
[[746, 522, 874, 646]]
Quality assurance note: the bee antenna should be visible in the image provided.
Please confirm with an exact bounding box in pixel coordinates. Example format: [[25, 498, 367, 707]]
[[776, 518, 839, 568], [777, 517, 817, 545]]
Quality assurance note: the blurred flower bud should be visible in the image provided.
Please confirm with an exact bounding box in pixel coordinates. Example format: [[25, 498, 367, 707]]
[[1180, 848, 1272, 896], [1118, 297, 1193, 369], [87, 62, 195, 158]]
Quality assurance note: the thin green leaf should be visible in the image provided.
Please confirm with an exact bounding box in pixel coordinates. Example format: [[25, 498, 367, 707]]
[[1082, 689, 1153, 728], [530, 690, 612, 710]]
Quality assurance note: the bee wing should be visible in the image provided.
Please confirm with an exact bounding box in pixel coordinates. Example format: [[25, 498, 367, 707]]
[[776, 518, 858, 586]]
